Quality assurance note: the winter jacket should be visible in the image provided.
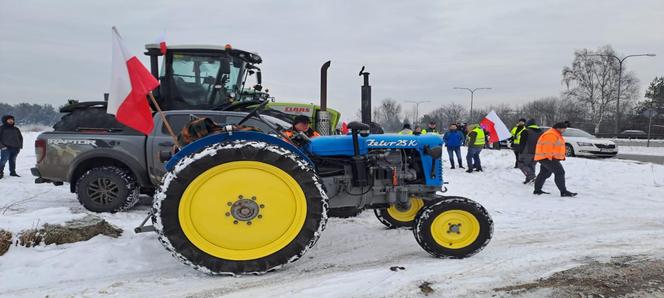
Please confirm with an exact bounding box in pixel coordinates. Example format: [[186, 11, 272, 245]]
[[510, 124, 526, 145], [534, 128, 566, 161], [466, 127, 485, 149], [442, 130, 464, 147], [517, 125, 542, 162], [0, 115, 23, 149]]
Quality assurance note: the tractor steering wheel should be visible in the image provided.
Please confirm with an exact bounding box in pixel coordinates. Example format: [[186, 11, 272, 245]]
[[237, 100, 270, 126]]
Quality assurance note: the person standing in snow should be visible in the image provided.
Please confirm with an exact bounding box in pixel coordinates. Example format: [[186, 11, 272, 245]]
[[442, 123, 464, 169], [516, 119, 542, 184], [465, 124, 485, 173], [0, 115, 23, 178], [398, 123, 413, 135], [422, 121, 439, 134], [412, 126, 423, 135], [510, 118, 526, 168], [533, 122, 577, 197]]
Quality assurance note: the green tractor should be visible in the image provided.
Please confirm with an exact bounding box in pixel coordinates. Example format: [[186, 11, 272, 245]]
[[144, 44, 339, 134]]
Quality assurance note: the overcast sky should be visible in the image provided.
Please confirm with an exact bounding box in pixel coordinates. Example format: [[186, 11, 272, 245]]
[[1, 0, 662, 120]]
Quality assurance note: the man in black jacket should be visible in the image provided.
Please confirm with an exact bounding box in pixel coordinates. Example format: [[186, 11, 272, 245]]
[[516, 119, 542, 184], [0, 115, 23, 178]]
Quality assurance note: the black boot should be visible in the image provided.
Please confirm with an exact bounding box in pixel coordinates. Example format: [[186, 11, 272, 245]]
[[475, 167, 483, 172], [459, 165, 465, 169], [450, 165, 455, 169], [533, 190, 550, 195], [10, 172, 20, 177], [523, 177, 534, 184], [465, 169, 473, 173], [561, 191, 578, 197], [0, 172, 3, 179]]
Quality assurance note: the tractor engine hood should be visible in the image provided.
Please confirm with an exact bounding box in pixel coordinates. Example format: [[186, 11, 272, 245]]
[[306, 134, 442, 157]]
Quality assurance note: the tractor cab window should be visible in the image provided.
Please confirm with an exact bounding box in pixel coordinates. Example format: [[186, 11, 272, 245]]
[[167, 53, 244, 108]]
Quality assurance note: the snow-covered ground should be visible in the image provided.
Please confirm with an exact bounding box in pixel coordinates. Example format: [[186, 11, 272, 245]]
[[2, 132, 664, 297], [619, 146, 664, 156]]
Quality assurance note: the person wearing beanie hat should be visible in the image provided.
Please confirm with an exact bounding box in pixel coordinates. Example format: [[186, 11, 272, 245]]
[[509, 118, 527, 168], [465, 124, 485, 173], [0, 115, 23, 178], [533, 122, 577, 197], [398, 123, 413, 135], [516, 119, 542, 184], [284, 115, 321, 140]]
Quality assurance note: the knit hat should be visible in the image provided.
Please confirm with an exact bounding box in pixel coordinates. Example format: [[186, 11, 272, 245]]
[[526, 119, 537, 126], [293, 115, 310, 125], [518, 118, 527, 123]]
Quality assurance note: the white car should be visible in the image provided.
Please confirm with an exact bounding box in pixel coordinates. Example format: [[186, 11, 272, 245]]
[[542, 127, 619, 157]]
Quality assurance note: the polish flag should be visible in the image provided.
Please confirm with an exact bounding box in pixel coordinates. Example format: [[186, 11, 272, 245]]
[[479, 110, 511, 143], [155, 30, 167, 55], [341, 122, 349, 134], [108, 27, 160, 135]]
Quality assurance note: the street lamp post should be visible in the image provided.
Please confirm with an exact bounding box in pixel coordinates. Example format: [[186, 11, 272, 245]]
[[453, 87, 491, 121], [586, 53, 656, 135], [405, 100, 430, 124]]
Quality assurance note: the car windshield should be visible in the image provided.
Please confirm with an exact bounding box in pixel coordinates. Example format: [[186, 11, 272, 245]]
[[563, 128, 595, 138], [168, 53, 245, 108]]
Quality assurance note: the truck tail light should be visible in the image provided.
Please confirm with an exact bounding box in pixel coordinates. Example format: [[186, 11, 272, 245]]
[[35, 139, 46, 163]]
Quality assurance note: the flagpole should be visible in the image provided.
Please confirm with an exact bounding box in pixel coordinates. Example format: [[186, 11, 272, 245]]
[[148, 92, 181, 149]]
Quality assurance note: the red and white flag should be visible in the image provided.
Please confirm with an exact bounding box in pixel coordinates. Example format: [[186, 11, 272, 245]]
[[108, 27, 159, 135], [479, 110, 511, 143], [155, 30, 167, 55]]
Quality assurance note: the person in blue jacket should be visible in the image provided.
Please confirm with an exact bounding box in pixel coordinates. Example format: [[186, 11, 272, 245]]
[[442, 123, 464, 169]]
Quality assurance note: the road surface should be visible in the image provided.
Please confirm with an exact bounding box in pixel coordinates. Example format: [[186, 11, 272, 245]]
[[616, 153, 664, 164]]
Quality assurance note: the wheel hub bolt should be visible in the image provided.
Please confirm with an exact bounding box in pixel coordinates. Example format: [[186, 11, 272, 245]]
[[247, 221, 252, 225], [257, 215, 262, 219], [225, 212, 230, 217], [259, 204, 265, 209], [233, 220, 238, 224]]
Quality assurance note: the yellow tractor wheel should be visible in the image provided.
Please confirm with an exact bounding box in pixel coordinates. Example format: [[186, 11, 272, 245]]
[[374, 197, 425, 229], [153, 141, 328, 275], [413, 197, 492, 258]]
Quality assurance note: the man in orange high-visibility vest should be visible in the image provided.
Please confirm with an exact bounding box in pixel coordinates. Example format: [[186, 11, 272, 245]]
[[533, 122, 577, 197]]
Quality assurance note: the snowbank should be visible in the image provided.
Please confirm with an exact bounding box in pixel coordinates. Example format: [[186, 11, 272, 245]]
[[1, 132, 663, 297]]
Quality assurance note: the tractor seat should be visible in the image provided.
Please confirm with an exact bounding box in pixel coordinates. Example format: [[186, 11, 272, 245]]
[[347, 121, 370, 131]]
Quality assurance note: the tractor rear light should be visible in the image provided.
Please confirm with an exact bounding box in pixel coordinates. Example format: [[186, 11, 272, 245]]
[[35, 139, 46, 163], [392, 167, 398, 186]]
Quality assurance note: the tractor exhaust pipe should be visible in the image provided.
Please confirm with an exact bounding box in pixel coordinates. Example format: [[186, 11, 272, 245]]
[[318, 61, 332, 135], [359, 66, 371, 124]]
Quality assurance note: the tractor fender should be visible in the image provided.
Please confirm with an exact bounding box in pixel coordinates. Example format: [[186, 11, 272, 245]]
[[164, 131, 314, 172]]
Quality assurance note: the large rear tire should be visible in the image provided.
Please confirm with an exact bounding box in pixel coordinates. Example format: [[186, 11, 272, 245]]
[[153, 140, 328, 275], [414, 197, 492, 258], [374, 197, 425, 229]]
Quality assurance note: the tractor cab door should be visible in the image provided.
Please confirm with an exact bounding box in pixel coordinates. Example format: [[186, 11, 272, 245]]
[[157, 52, 245, 110]]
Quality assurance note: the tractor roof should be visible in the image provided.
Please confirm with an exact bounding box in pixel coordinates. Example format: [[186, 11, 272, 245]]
[[144, 43, 262, 64]]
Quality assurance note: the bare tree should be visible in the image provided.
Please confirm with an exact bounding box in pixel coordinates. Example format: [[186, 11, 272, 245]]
[[562, 45, 639, 133], [421, 103, 467, 129], [372, 98, 403, 132]]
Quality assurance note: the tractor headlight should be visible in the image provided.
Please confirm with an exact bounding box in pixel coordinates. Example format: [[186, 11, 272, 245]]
[[577, 142, 594, 147]]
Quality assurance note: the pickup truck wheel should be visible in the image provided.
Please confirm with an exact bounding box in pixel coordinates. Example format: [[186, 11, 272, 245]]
[[76, 166, 140, 213]]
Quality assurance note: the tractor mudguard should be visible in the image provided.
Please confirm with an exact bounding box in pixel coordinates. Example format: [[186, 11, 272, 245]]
[[164, 131, 314, 171]]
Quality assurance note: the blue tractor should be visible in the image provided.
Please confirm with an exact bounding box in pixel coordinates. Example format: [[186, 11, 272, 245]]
[[151, 103, 493, 275]]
